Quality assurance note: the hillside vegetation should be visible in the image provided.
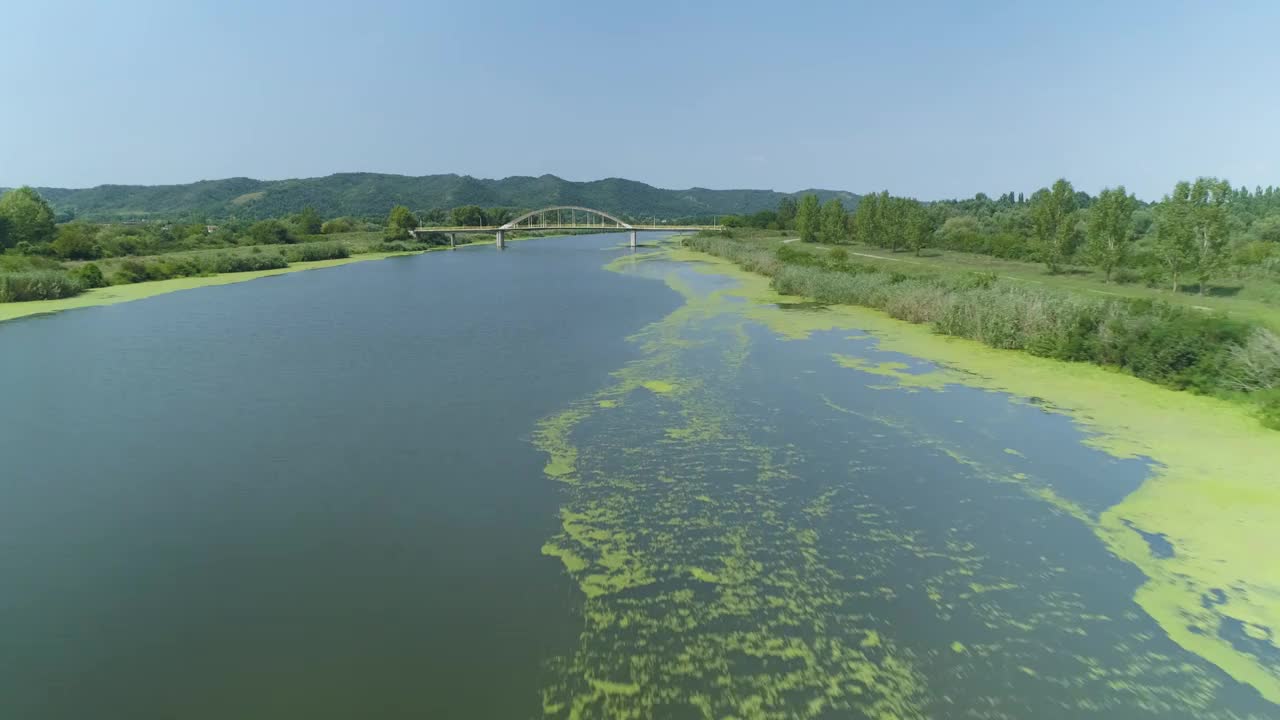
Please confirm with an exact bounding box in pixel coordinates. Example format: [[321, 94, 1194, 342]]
[[7, 173, 859, 223]]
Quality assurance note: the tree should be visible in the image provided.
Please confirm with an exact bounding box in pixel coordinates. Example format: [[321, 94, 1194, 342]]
[[851, 192, 885, 247], [386, 205, 418, 241], [777, 197, 798, 230], [450, 205, 484, 226], [0, 186, 56, 248], [1154, 182, 1195, 292], [248, 219, 294, 245], [819, 198, 848, 243], [748, 210, 779, 229], [51, 221, 101, 260], [294, 206, 322, 235], [1187, 178, 1231, 295], [1249, 214, 1280, 243], [71, 263, 106, 289], [904, 200, 937, 256], [487, 207, 513, 226], [795, 194, 821, 242], [1084, 186, 1138, 282], [321, 218, 356, 234], [1029, 179, 1077, 273], [936, 215, 982, 251], [882, 194, 917, 252]]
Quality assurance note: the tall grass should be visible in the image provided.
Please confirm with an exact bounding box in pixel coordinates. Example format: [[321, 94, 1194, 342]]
[[284, 241, 349, 262], [205, 253, 289, 273], [686, 234, 1280, 426], [108, 252, 289, 284], [0, 270, 83, 302]]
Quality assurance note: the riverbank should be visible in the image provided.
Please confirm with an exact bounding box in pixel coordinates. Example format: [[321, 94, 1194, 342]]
[[0, 249, 430, 324], [689, 234, 1280, 430], [0, 230, 643, 325], [666, 242, 1280, 706]]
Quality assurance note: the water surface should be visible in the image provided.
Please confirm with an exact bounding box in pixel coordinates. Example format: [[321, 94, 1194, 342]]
[[0, 234, 1272, 718]]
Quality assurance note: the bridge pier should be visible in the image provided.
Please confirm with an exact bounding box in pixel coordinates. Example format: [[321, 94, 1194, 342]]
[[495, 229, 505, 249], [629, 230, 638, 248], [449, 233, 455, 249]]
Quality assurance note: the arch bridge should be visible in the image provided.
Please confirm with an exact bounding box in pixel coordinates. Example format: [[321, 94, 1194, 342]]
[[411, 206, 723, 248]]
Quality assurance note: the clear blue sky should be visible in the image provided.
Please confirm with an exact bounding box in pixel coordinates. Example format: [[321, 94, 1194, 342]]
[[3, 0, 1277, 200]]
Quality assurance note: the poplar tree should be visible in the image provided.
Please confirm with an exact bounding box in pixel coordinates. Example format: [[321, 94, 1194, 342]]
[[796, 194, 821, 242], [777, 197, 798, 230], [819, 198, 848, 243], [1029, 179, 1077, 273], [904, 199, 936, 256], [1188, 178, 1231, 295], [1154, 182, 1195, 292], [1085, 186, 1137, 282]]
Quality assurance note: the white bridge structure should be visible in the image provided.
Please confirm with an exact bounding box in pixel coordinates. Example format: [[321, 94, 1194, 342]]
[[411, 206, 722, 248]]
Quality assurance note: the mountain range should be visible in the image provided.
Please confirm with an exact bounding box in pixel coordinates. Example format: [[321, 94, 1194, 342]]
[[5, 173, 861, 222]]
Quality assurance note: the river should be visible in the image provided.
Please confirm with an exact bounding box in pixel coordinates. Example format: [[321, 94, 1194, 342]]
[[0, 233, 1273, 719]]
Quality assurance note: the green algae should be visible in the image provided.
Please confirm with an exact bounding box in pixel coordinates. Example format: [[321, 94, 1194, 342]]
[[688, 567, 720, 583], [542, 541, 589, 573], [673, 246, 1280, 707], [590, 678, 641, 695], [529, 245, 1276, 718], [641, 380, 678, 394], [830, 355, 958, 390], [532, 251, 937, 718]]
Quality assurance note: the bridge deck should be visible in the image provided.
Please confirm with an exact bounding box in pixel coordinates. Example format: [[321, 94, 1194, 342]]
[[412, 225, 721, 233]]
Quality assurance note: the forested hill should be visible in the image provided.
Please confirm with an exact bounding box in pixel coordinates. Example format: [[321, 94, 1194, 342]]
[[12, 173, 859, 222]]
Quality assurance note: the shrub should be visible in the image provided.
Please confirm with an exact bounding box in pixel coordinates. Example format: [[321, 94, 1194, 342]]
[[113, 260, 150, 284], [0, 254, 63, 272], [70, 263, 106, 289], [1257, 388, 1280, 430], [378, 241, 438, 253], [51, 222, 101, 260], [285, 241, 349, 262], [690, 235, 1275, 419], [828, 247, 849, 264], [0, 270, 82, 302], [321, 218, 356, 234], [989, 233, 1031, 260], [1225, 328, 1280, 391], [1112, 268, 1142, 285], [775, 244, 823, 267], [205, 253, 288, 273], [248, 220, 294, 245], [1108, 310, 1249, 392]]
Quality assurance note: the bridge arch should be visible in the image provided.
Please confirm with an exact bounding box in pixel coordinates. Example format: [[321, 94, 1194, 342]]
[[499, 206, 633, 230]]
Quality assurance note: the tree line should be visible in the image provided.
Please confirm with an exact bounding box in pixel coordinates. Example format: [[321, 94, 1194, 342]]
[[0, 186, 537, 260], [719, 178, 1280, 295], [0, 185, 621, 303]]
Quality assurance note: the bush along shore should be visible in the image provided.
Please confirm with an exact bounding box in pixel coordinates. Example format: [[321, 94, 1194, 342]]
[[684, 233, 1280, 429], [0, 241, 353, 303]]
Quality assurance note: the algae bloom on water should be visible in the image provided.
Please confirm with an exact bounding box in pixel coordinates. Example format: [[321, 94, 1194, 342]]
[[532, 246, 1280, 719]]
